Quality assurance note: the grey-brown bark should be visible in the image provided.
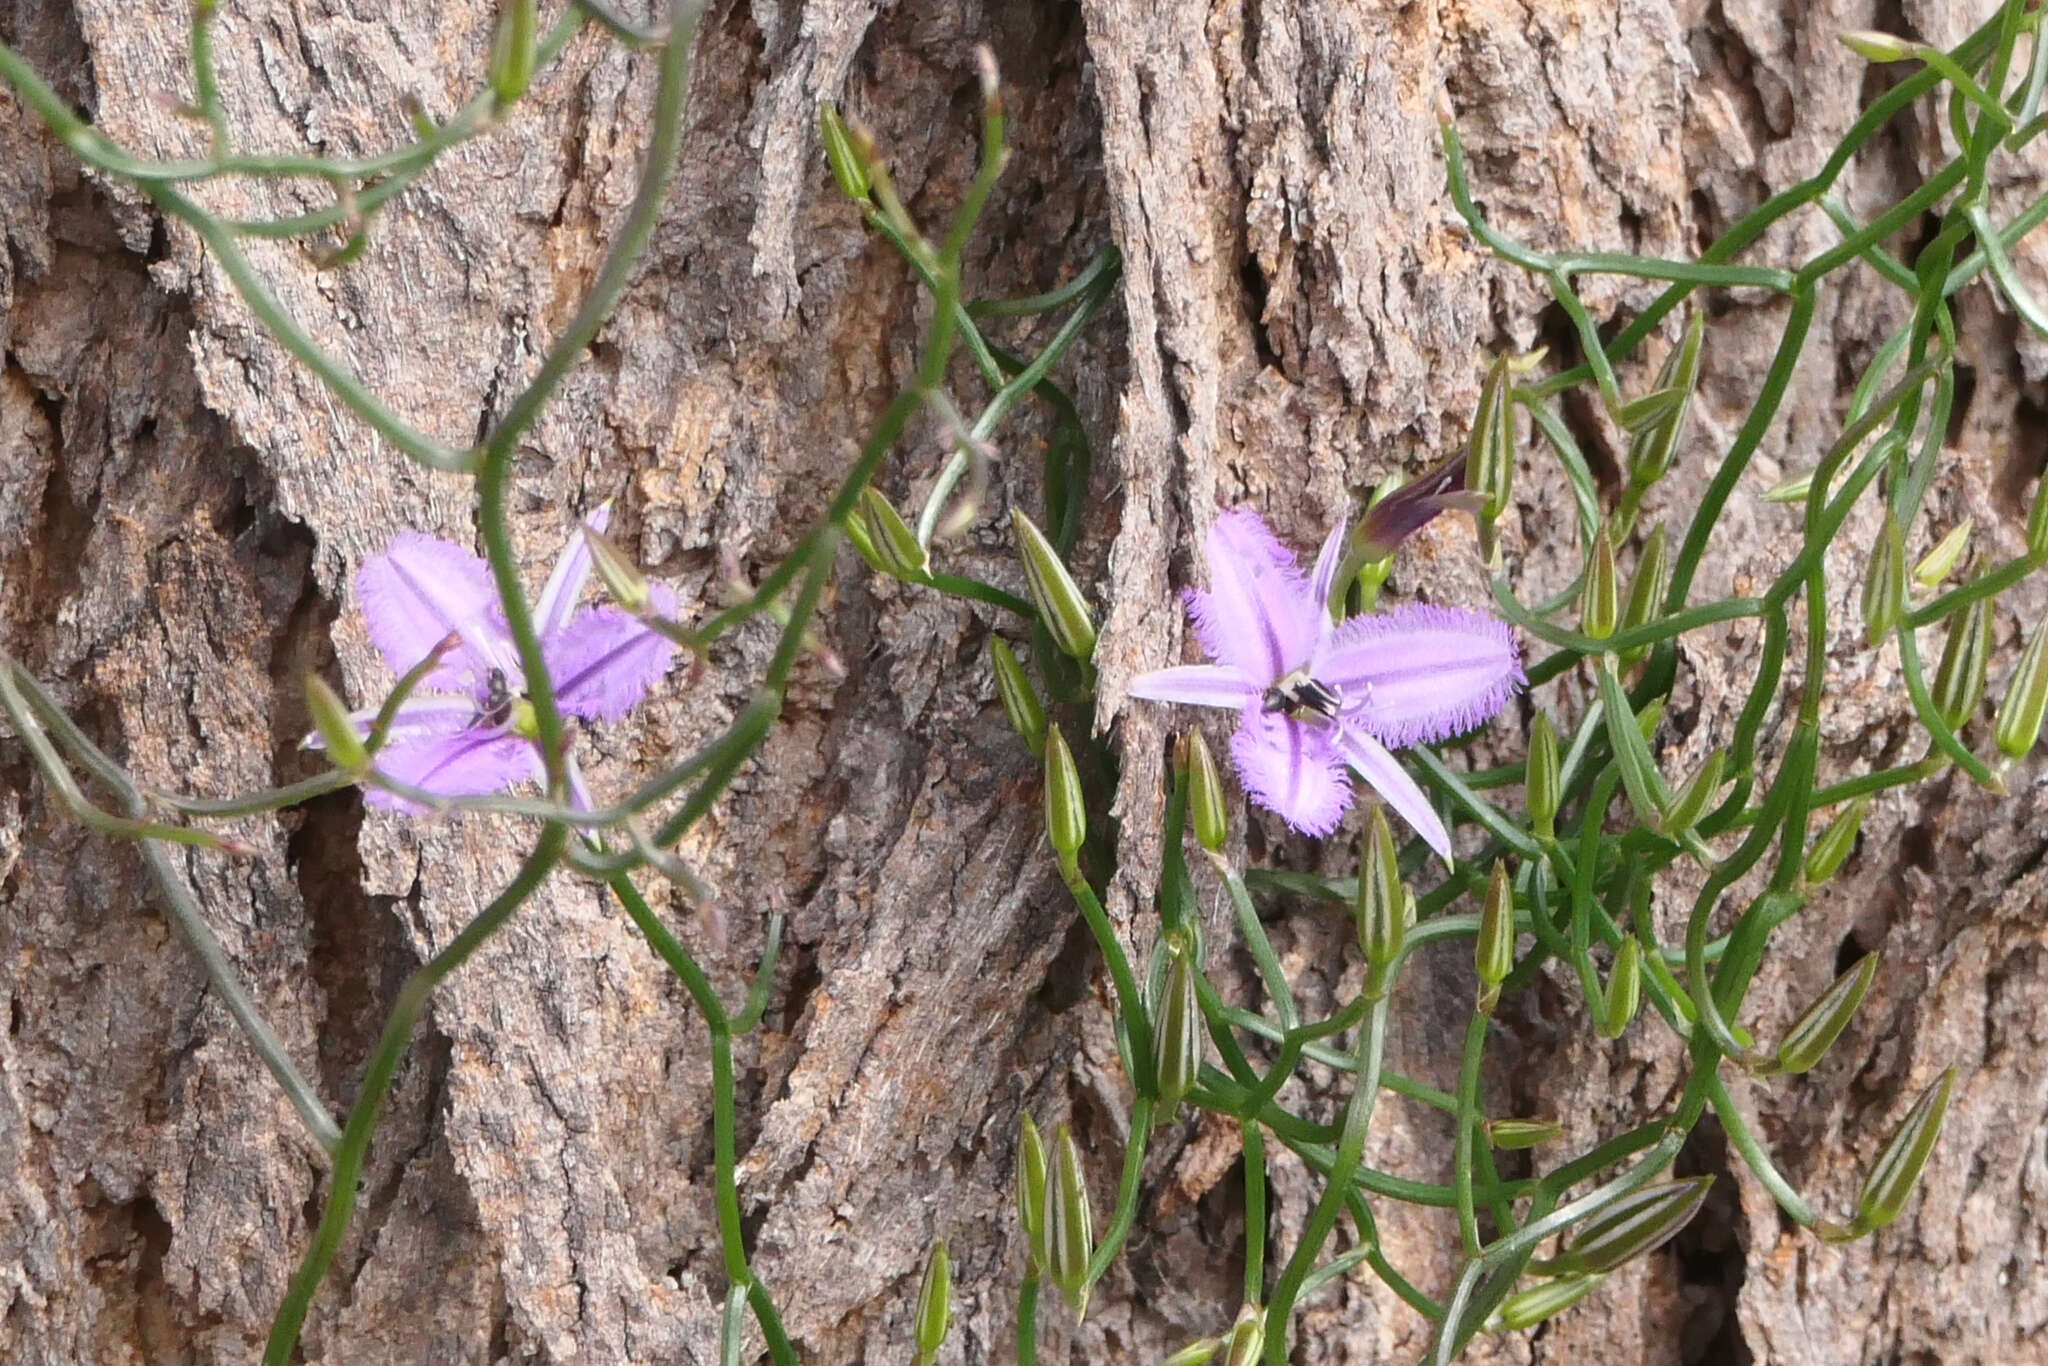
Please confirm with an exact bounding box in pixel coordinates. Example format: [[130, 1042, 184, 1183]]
[[2, 0, 2045, 1363]]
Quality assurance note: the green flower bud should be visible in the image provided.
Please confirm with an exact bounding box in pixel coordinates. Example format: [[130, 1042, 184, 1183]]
[[1016, 1114, 1048, 1263], [1043, 724, 1087, 872], [1996, 617, 2048, 759], [1490, 1273, 1606, 1332], [305, 674, 369, 771], [1043, 1123, 1095, 1313], [1187, 728, 1229, 853], [857, 486, 931, 581], [1221, 1305, 1265, 1366], [990, 639, 1047, 758], [1912, 518, 1974, 589], [1598, 935, 1643, 1039], [1839, 30, 1917, 62], [1855, 1067, 1956, 1231], [914, 1239, 952, 1366], [1355, 807, 1406, 996], [1658, 749, 1727, 838], [1526, 712, 1560, 842], [819, 103, 872, 202], [1930, 592, 1994, 732], [1475, 859, 1514, 1014], [1618, 522, 1669, 668], [1581, 526, 1620, 641], [1486, 1117, 1566, 1150], [583, 520, 652, 614], [488, 0, 537, 104], [1012, 510, 1097, 661], [1624, 314, 1704, 490], [1557, 1176, 1713, 1274], [1772, 952, 1881, 1075], [1861, 510, 1907, 648], [1153, 948, 1205, 1112], [1469, 354, 1516, 524], [1803, 796, 1870, 885]]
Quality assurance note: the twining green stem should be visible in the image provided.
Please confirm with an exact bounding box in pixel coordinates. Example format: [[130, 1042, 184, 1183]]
[[1243, 1121, 1268, 1301], [264, 832, 566, 1366], [473, 0, 706, 801], [1452, 1013, 1490, 1258], [1261, 992, 1390, 1366], [1085, 1098, 1156, 1282], [0, 661, 344, 1151]]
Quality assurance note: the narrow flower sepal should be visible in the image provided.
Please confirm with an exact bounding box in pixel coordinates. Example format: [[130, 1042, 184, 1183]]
[[1475, 859, 1514, 1013], [1043, 1123, 1095, 1313], [1486, 1117, 1565, 1150], [1355, 807, 1406, 996], [1854, 1067, 1957, 1232], [1618, 522, 1669, 668], [1526, 711, 1560, 841], [991, 638, 1047, 758], [914, 1240, 952, 1366], [1659, 749, 1727, 838], [1159, 1341, 1223, 1366], [857, 486, 931, 582], [1598, 936, 1643, 1039], [1013, 509, 1096, 661], [1862, 510, 1907, 647], [1930, 591, 1993, 731], [1913, 519, 1974, 589], [1803, 797, 1870, 884], [1186, 728, 1229, 854], [1153, 947, 1205, 1113], [1489, 1274, 1607, 1333], [1016, 1114, 1049, 1269], [1623, 314, 1704, 491], [305, 675, 370, 771], [582, 520, 652, 614], [1840, 29, 1917, 62], [1551, 1176, 1713, 1274], [1769, 952, 1881, 1075], [1582, 527, 1620, 641], [1996, 618, 2048, 759], [1221, 1305, 1265, 1366], [1043, 724, 1086, 873], [819, 102, 873, 202]]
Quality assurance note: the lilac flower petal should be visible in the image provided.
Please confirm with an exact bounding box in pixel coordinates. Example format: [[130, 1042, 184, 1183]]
[[1333, 726, 1453, 860], [1315, 604, 1524, 748], [1128, 664, 1261, 710], [357, 532, 513, 688], [368, 728, 539, 812], [535, 502, 612, 640], [1230, 706, 1352, 838], [1185, 509, 1319, 685], [549, 585, 681, 722], [1307, 512, 1349, 644]]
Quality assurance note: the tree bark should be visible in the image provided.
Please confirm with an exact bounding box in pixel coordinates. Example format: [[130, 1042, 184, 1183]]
[[1, 0, 2043, 1363]]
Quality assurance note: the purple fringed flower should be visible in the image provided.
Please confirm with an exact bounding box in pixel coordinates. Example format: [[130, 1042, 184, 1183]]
[[318, 506, 678, 812], [1130, 507, 1523, 858]]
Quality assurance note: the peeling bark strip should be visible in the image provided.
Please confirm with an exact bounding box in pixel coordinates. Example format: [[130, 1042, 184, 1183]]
[[1, 2, 2046, 1365]]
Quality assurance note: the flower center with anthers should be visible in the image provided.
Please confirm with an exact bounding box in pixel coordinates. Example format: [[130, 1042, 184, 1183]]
[[1263, 668, 1343, 724]]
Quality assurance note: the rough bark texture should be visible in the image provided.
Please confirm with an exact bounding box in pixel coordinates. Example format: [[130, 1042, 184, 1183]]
[[1, 0, 2045, 1363]]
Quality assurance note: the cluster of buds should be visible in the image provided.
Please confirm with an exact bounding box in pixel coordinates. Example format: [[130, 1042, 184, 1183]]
[[1016, 1115, 1096, 1313]]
